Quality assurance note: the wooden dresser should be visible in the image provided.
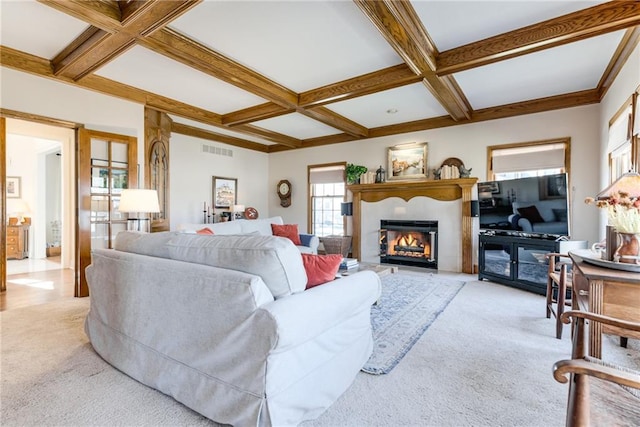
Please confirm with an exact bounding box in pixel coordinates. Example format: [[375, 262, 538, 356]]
[[569, 251, 640, 358], [7, 224, 29, 260]]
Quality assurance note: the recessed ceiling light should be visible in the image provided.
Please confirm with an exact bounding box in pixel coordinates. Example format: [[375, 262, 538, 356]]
[[386, 108, 398, 114]]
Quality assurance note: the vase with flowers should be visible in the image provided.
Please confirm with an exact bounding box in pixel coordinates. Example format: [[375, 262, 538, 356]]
[[585, 190, 640, 264]]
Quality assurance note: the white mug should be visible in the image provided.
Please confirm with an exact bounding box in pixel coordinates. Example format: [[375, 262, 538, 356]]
[[591, 241, 606, 259]]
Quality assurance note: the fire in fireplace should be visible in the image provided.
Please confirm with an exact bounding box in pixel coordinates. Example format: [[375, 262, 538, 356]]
[[380, 220, 438, 269]]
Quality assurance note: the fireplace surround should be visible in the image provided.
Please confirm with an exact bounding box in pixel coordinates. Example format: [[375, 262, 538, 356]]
[[347, 178, 477, 273]]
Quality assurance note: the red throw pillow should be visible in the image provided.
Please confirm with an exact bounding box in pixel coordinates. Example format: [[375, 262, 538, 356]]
[[301, 253, 342, 289], [196, 227, 214, 235], [517, 205, 544, 223], [271, 224, 302, 245]]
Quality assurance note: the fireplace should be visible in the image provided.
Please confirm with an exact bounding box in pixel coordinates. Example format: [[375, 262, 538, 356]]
[[379, 220, 438, 269]]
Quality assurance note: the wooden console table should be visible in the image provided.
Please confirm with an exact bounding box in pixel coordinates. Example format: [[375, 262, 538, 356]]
[[569, 251, 640, 358], [7, 224, 29, 260]]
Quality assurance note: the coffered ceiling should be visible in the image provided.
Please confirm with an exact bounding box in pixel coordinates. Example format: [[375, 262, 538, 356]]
[[1, 1, 639, 153]]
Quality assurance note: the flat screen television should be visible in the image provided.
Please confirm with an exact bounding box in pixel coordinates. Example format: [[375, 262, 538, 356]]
[[478, 173, 570, 239]]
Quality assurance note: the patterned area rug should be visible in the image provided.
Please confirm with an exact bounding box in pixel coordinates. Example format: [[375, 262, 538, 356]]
[[363, 272, 465, 375]]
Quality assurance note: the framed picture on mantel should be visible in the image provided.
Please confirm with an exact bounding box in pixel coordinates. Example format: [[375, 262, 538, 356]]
[[387, 142, 428, 180]]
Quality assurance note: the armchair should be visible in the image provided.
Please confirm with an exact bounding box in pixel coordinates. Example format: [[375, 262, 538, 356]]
[[553, 310, 640, 427]]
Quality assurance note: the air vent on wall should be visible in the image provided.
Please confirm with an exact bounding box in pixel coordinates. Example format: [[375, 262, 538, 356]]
[[202, 144, 233, 157]]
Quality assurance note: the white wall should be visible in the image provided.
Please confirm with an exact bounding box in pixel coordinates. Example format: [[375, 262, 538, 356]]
[[169, 133, 269, 229]]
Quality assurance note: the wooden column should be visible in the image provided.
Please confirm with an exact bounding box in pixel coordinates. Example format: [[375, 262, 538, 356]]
[[144, 107, 172, 232], [348, 178, 478, 274]]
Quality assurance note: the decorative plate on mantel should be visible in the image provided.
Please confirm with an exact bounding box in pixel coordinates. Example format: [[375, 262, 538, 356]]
[[440, 157, 464, 169]]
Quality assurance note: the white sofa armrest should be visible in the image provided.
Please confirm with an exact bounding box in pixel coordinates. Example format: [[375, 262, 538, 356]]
[[259, 271, 381, 351]]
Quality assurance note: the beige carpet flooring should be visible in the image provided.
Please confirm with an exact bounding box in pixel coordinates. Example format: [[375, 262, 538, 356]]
[[2, 274, 638, 427]]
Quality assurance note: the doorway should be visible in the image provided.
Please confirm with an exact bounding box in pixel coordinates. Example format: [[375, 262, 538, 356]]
[[3, 117, 76, 307]]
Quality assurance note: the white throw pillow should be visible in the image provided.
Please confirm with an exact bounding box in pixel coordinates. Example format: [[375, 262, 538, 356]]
[[166, 234, 307, 298]]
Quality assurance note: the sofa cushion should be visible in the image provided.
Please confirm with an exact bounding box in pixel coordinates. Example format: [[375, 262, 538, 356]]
[[271, 224, 302, 245], [240, 216, 284, 235], [517, 205, 544, 223], [166, 234, 307, 298], [196, 227, 215, 235], [301, 253, 342, 289], [114, 231, 181, 259]]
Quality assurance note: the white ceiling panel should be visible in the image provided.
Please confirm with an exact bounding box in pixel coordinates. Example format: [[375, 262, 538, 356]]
[[169, 1, 402, 92], [328, 83, 449, 128], [253, 113, 341, 140], [455, 31, 625, 110], [0, 0, 87, 59], [95, 46, 267, 114], [415, 1, 607, 51]]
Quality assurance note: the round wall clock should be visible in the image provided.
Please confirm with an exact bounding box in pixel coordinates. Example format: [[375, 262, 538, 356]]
[[277, 179, 292, 207], [244, 207, 259, 220]]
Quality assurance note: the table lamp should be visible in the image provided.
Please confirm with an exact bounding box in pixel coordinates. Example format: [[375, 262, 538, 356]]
[[118, 189, 160, 232]]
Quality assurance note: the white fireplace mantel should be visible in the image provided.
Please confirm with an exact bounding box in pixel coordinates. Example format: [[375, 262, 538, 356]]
[[347, 178, 478, 273]]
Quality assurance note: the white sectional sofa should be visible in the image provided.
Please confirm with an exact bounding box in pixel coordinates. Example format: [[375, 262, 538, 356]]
[[178, 215, 319, 254], [85, 231, 381, 426]]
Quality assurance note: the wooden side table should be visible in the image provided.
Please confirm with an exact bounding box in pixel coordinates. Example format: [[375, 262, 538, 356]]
[[7, 224, 29, 260], [569, 251, 640, 358]]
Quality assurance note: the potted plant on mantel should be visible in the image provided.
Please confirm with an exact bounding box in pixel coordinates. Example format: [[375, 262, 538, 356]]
[[346, 164, 367, 185]]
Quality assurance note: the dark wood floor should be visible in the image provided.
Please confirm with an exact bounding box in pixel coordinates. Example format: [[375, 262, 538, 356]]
[[1, 268, 76, 311]]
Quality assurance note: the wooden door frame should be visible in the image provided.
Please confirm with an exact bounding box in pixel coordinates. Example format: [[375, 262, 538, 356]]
[[1, 110, 80, 293]]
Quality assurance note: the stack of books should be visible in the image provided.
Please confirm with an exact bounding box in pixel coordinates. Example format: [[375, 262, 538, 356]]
[[340, 257, 359, 269]]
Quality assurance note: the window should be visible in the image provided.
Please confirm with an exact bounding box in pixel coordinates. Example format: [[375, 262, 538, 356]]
[[487, 138, 570, 181], [608, 90, 639, 183], [308, 163, 346, 237]]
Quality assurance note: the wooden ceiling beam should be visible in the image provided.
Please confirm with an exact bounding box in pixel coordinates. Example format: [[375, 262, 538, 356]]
[[172, 122, 269, 153], [286, 89, 601, 151], [300, 106, 369, 137], [43, 0, 200, 80], [223, 103, 292, 127], [354, 0, 471, 121], [598, 27, 640, 99], [437, 1, 640, 75], [298, 64, 421, 108], [0, 46, 300, 148], [232, 124, 302, 148], [142, 28, 298, 108]]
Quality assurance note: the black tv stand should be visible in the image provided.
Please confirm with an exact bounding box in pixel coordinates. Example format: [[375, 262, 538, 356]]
[[478, 233, 587, 295]]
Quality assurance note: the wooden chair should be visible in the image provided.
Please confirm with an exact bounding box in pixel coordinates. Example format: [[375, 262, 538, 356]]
[[546, 252, 572, 339], [553, 310, 640, 427]]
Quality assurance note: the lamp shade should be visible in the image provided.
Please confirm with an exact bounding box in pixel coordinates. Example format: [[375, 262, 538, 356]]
[[118, 189, 160, 213], [233, 204, 245, 212], [597, 172, 640, 199]]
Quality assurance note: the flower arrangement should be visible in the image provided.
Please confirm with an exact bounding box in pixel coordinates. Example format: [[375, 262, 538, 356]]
[[585, 191, 640, 234]]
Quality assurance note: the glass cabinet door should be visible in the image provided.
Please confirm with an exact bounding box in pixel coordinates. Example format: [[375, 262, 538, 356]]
[[516, 246, 549, 284], [480, 240, 512, 279]]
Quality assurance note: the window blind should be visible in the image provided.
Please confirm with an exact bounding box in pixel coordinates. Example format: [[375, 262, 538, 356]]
[[492, 143, 565, 173], [309, 165, 345, 184]]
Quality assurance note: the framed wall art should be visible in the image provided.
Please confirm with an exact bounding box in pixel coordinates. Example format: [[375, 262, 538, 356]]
[[478, 181, 500, 194], [539, 174, 567, 200], [6, 176, 21, 198], [387, 142, 428, 180], [212, 176, 237, 208]]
